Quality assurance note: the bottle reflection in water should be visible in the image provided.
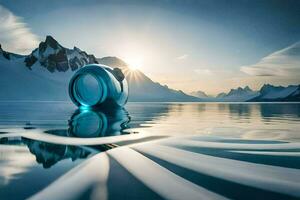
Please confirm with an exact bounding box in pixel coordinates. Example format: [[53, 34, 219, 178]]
[[69, 107, 130, 138], [69, 64, 128, 108]]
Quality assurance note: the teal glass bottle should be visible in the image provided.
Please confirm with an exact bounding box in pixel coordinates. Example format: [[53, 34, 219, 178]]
[[69, 64, 128, 108]]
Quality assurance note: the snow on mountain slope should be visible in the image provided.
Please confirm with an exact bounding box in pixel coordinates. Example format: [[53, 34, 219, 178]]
[[0, 55, 68, 100]]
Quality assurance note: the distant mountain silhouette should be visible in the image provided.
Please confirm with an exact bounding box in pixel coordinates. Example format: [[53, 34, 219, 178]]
[[190, 85, 300, 102], [190, 90, 209, 98], [248, 84, 300, 102], [216, 86, 259, 102], [216, 92, 227, 99]]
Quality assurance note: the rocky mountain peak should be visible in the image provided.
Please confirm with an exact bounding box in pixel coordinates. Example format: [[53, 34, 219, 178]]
[[73, 46, 81, 52], [45, 35, 57, 45], [24, 36, 98, 72], [38, 35, 61, 53]]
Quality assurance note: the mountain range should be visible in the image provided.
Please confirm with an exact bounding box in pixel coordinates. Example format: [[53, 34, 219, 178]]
[[0, 35, 299, 102], [190, 85, 300, 102], [0, 36, 198, 102], [191, 86, 259, 101]]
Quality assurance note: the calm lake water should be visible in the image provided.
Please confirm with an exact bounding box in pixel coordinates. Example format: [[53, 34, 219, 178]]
[[0, 102, 299, 200]]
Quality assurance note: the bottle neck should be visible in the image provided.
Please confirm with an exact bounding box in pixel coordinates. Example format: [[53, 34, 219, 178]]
[[70, 72, 107, 107]]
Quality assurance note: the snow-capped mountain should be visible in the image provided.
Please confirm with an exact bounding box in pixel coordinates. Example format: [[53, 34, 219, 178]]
[[190, 90, 209, 98], [0, 37, 200, 102], [216, 86, 259, 101], [1, 36, 299, 102], [97, 57, 200, 102], [25, 36, 98, 72], [0, 36, 100, 100], [249, 84, 300, 102]]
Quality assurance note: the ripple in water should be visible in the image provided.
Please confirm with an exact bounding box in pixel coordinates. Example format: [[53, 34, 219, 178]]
[[0, 102, 299, 199]]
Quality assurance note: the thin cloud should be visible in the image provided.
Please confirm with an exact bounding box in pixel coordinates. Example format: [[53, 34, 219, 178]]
[[0, 5, 39, 54], [194, 68, 213, 75], [177, 54, 189, 60], [194, 68, 234, 76], [241, 41, 300, 76]]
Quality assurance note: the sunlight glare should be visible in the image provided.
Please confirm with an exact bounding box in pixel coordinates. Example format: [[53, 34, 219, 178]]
[[125, 56, 144, 71]]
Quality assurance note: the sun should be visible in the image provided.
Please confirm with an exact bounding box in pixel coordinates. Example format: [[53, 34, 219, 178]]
[[124, 56, 144, 71]]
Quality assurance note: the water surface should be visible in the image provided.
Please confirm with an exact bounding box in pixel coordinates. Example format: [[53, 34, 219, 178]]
[[0, 102, 299, 200]]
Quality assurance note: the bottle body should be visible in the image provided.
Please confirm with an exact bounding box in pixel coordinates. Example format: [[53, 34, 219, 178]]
[[69, 64, 128, 108]]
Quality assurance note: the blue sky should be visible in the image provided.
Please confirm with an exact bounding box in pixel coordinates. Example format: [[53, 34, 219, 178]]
[[0, 0, 299, 94]]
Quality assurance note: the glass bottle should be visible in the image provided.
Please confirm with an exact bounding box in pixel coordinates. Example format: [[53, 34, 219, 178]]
[[69, 64, 128, 108]]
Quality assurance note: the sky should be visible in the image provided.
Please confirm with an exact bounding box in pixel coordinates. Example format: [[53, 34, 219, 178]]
[[0, 0, 299, 95]]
